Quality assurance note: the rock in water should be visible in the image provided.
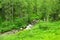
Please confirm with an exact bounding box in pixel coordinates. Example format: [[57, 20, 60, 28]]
[[26, 24, 32, 29]]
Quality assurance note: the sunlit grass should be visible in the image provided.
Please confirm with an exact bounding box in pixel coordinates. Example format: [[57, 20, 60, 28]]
[[0, 21, 60, 40]]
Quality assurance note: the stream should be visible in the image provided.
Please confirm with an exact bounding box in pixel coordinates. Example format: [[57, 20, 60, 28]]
[[0, 24, 32, 35], [0, 19, 39, 35]]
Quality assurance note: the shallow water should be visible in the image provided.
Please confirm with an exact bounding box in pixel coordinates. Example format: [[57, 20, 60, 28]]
[[26, 24, 32, 29]]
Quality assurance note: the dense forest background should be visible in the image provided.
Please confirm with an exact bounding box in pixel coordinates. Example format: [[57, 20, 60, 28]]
[[0, 0, 60, 32]]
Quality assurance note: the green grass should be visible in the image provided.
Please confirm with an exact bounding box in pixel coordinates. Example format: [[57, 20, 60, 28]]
[[0, 20, 28, 32], [0, 21, 60, 40]]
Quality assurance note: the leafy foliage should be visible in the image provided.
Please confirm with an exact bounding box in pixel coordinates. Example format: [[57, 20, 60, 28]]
[[0, 21, 60, 40], [0, 0, 60, 32]]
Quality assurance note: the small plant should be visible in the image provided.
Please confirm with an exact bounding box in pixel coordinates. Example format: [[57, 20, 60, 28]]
[[39, 25, 49, 30]]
